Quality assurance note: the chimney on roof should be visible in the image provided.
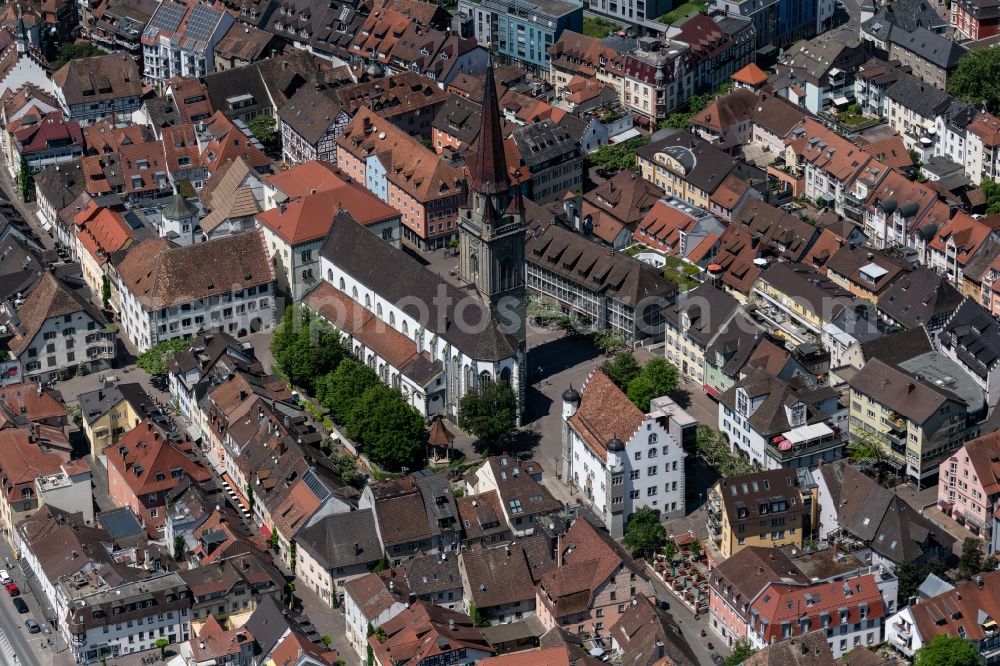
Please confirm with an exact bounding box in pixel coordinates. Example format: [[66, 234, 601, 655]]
[[354, 541, 360, 556], [977, 575, 984, 589], [448, 618, 455, 630]]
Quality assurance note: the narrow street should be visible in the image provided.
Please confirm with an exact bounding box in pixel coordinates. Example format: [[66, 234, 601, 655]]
[[0, 161, 53, 251], [0, 538, 73, 666]]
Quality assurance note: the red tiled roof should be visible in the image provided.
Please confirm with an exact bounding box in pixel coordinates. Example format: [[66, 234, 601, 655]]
[[732, 63, 768, 86], [256, 181, 398, 244], [967, 111, 1000, 147], [74, 201, 132, 265], [265, 161, 343, 200], [751, 573, 886, 644], [959, 432, 1000, 496], [539, 518, 632, 618], [568, 370, 644, 462], [104, 419, 211, 496], [13, 111, 83, 155]]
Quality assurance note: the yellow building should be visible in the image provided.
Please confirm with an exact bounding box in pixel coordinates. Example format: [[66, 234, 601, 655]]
[[636, 132, 744, 210], [750, 262, 858, 347], [825, 245, 912, 303], [79, 383, 154, 459], [847, 357, 978, 486], [708, 468, 817, 559]]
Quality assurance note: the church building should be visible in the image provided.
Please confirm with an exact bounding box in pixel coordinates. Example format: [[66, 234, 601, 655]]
[[305, 64, 527, 421]]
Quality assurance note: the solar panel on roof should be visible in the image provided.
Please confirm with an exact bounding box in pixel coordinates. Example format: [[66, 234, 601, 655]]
[[184, 4, 223, 43], [148, 2, 186, 34]]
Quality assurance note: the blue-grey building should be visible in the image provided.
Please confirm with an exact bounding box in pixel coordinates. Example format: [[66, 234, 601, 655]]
[[365, 154, 389, 203], [457, 0, 583, 74], [711, 0, 816, 52]]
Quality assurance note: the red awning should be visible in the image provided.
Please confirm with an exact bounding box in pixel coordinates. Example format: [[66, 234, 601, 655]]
[[703, 384, 720, 399], [258, 524, 271, 538]]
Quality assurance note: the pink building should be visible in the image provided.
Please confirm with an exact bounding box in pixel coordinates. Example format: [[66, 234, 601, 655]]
[[938, 432, 1000, 538]]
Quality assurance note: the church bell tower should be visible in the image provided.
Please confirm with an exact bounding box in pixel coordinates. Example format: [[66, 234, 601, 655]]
[[458, 62, 527, 349]]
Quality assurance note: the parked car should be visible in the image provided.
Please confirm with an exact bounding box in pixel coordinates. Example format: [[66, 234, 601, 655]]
[[25, 619, 39, 633], [0, 570, 11, 585], [5, 582, 18, 596], [12, 597, 27, 613]]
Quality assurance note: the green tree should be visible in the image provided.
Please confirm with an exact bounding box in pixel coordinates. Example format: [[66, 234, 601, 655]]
[[370, 556, 389, 573], [290, 540, 298, 574], [136, 337, 191, 375], [849, 427, 891, 484], [328, 451, 359, 485], [948, 47, 1000, 112], [914, 634, 983, 666], [469, 602, 489, 627], [246, 480, 255, 515], [594, 329, 628, 355], [247, 114, 277, 145], [689, 537, 702, 561], [321, 634, 332, 648], [458, 380, 518, 455], [601, 352, 640, 391], [623, 506, 666, 558], [587, 136, 649, 173], [172, 535, 184, 562], [697, 425, 753, 477], [317, 358, 380, 426], [959, 538, 986, 579], [154, 638, 168, 658], [100, 274, 111, 309], [983, 180, 1000, 215], [271, 306, 346, 393], [56, 42, 104, 68], [663, 540, 677, 562], [724, 638, 756, 666], [17, 156, 33, 200], [626, 357, 679, 411], [348, 386, 425, 471], [894, 559, 947, 606], [268, 529, 280, 553]]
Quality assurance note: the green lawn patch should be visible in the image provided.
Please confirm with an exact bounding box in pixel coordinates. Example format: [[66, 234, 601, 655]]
[[583, 15, 621, 38], [656, 0, 708, 25], [663, 255, 701, 292]]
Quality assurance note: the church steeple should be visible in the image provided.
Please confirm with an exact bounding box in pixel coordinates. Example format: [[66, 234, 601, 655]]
[[457, 60, 526, 349], [469, 61, 509, 197]]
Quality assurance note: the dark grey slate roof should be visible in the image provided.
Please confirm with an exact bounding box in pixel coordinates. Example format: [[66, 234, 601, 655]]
[[402, 553, 462, 597], [79, 383, 159, 426], [97, 507, 144, 542], [859, 325, 934, 368], [319, 212, 518, 362], [862, 0, 947, 37], [244, 595, 294, 656], [294, 508, 382, 570], [636, 131, 752, 196], [523, 203, 678, 309], [431, 95, 482, 146], [877, 267, 964, 330], [663, 283, 739, 347], [277, 85, 346, 145], [884, 74, 963, 120], [890, 26, 967, 70], [718, 369, 835, 438], [940, 297, 1000, 379], [162, 193, 198, 220], [510, 120, 578, 171]]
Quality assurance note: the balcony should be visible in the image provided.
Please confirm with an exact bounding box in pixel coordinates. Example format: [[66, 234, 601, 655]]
[[893, 620, 912, 641]]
